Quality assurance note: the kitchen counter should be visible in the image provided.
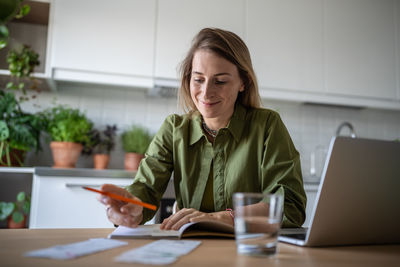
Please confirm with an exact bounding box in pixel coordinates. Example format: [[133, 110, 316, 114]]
[[0, 167, 35, 173], [34, 167, 136, 178], [1, 167, 320, 185], [0, 167, 136, 179]]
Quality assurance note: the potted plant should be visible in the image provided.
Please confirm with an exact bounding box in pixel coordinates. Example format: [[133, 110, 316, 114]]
[[0, 91, 45, 166], [87, 125, 118, 169], [43, 105, 93, 168], [0, 191, 30, 228], [121, 125, 152, 170]]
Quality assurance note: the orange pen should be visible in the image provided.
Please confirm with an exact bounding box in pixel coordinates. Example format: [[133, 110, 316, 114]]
[[82, 186, 157, 211]]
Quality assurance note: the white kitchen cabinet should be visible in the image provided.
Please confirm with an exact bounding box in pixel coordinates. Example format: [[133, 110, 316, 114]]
[[50, 0, 156, 88], [154, 0, 246, 81], [30, 174, 133, 228], [246, 0, 400, 110], [246, 0, 324, 94], [324, 0, 397, 100]]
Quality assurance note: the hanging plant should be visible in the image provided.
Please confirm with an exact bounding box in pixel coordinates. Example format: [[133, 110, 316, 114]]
[[0, 0, 30, 49], [6, 45, 40, 100]]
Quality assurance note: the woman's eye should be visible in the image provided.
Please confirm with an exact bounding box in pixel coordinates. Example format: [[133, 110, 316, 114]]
[[215, 80, 227, 85], [193, 78, 203, 83]]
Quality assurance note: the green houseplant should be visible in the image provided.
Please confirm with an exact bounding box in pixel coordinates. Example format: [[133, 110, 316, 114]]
[[1, 1, 40, 101], [88, 124, 118, 169], [0, 91, 45, 166], [0, 1, 45, 167], [44, 105, 93, 168], [0, 191, 30, 228], [121, 125, 152, 170], [0, 0, 30, 49], [6, 44, 40, 99]]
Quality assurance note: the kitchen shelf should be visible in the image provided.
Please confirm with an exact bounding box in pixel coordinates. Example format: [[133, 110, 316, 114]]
[[0, 0, 52, 90]]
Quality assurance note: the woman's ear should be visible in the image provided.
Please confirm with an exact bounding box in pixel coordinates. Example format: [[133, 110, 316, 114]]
[[239, 83, 245, 92]]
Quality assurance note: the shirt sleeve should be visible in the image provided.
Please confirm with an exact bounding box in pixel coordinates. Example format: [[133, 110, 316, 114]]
[[125, 115, 175, 223], [260, 112, 307, 228]]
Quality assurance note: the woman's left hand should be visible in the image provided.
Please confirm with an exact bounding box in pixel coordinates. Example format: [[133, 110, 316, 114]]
[[160, 208, 220, 230]]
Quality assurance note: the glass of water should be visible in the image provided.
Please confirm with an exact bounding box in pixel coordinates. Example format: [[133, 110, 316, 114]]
[[233, 192, 284, 256]]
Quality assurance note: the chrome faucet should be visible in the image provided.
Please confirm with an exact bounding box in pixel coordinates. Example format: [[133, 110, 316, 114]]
[[336, 122, 356, 138]]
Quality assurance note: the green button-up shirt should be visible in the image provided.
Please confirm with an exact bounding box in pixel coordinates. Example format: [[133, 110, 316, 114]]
[[127, 103, 307, 227]]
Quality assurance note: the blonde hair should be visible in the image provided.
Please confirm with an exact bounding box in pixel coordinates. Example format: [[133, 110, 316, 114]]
[[178, 28, 261, 113]]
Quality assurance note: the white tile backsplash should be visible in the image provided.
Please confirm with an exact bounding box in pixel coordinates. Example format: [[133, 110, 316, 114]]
[[19, 83, 400, 176]]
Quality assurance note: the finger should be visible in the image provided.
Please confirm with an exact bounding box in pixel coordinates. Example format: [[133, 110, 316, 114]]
[[189, 214, 208, 223], [98, 184, 139, 208], [164, 209, 200, 230], [106, 205, 127, 226], [101, 184, 131, 197], [107, 204, 142, 228], [160, 216, 171, 230], [120, 202, 143, 217], [97, 195, 120, 207], [162, 209, 192, 230]]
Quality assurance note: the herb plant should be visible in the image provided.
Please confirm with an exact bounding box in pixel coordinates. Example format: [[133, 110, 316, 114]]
[[87, 124, 118, 155], [121, 125, 153, 154], [44, 105, 93, 148]]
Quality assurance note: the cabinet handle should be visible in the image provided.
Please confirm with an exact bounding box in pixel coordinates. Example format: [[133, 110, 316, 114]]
[[65, 183, 128, 188]]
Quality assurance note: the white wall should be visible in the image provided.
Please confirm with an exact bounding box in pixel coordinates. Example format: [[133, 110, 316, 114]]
[[20, 81, 400, 181]]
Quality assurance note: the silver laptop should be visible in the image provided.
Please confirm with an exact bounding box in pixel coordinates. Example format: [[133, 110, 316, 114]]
[[279, 136, 400, 247]]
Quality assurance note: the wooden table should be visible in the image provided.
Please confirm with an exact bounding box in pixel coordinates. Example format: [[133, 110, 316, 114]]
[[1, 228, 399, 267]]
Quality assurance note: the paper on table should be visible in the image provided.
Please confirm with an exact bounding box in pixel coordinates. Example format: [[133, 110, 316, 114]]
[[115, 240, 201, 265], [24, 238, 128, 260]]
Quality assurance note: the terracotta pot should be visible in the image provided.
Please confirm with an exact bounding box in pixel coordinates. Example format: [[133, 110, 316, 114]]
[[0, 149, 26, 167], [124, 152, 144, 171], [94, 154, 110, 169], [7, 215, 27, 229], [50, 141, 83, 168]]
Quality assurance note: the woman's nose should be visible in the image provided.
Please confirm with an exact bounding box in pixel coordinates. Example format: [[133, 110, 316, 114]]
[[202, 80, 214, 99]]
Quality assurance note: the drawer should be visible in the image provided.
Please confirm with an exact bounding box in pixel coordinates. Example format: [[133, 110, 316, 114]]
[[30, 175, 132, 228]]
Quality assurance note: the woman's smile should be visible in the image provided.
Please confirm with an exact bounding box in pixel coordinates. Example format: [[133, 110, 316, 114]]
[[200, 100, 221, 107]]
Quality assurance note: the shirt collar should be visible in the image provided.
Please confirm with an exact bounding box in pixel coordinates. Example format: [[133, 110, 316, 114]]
[[226, 102, 246, 143], [189, 102, 247, 145], [189, 111, 205, 145]]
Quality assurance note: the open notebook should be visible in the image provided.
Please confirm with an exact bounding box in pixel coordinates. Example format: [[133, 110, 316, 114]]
[[109, 221, 235, 239]]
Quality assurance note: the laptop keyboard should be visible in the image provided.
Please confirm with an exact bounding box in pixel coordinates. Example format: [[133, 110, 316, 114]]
[[280, 233, 307, 240]]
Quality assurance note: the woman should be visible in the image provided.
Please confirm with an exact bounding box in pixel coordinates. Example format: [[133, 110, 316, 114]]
[[99, 28, 306, 230]]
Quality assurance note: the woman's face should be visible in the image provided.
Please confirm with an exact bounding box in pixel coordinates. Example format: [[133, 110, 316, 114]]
[[190, 50, 244, 122]]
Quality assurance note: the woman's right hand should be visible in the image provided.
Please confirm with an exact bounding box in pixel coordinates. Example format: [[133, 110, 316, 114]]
[[97, 184, 143, 228]]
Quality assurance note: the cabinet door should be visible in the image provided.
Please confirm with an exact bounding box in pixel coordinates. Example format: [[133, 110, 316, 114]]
[[51, 0, 156, 79], [246, 0, 324, 93], [30, 176, 132, 228], [154, 0, 246, 80], [325, 0, 397, 99]]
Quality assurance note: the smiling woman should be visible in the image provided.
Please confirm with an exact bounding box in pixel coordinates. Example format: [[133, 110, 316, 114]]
[[190, 50, 244, 134], [97, 28, 307, 231]]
